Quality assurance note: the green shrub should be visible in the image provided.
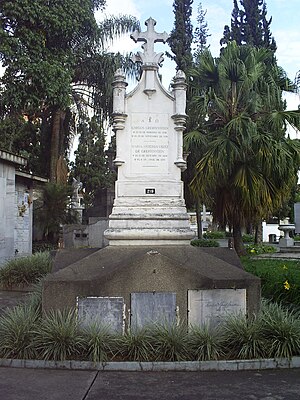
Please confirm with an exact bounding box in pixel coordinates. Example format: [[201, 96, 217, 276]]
[[203, 231, 225, 239], [261, 301, 300, 359], [222, 313, 267, 359], [150, 322, 189, 361], [242, 258, 300, 307], [116, 327, 155, 361], [188, 325, 224, 361], [34, 309, 84, 361], [242, 234, 254, 243], [245, 244, 276, 255], [0, 252, 52, 287], [191, 239, 220, 247], [80, 322, 117, 362], [0, 305, 40, 359]]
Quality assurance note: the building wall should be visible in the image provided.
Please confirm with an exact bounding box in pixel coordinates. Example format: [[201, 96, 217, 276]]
[[0, 162, 16, 265], [14, 181, 33, 257]]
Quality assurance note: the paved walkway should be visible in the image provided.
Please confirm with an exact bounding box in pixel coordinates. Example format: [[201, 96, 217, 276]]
[[0, 368, 300, 400]]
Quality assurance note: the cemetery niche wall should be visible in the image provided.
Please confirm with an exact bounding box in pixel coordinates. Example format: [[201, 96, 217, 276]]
[[43, 18, 260, 330]]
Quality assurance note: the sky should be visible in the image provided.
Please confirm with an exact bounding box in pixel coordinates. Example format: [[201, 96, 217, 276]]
[[97, 0, 300, 90]]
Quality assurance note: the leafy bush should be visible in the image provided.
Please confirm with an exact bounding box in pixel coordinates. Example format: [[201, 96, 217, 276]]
[[0, 305, 40, 359], [33, 242, 57, 253], [242, 234, 254, 243], [188, 325, 224, 361], [34, 309, 83, 361], [191, 239, 220, 247], [0, 252, 52, 287], [203, 231, 225, 239], [245, 244, 276, 255], [80, 323, 117, 363], [242, 258, 300, 307]]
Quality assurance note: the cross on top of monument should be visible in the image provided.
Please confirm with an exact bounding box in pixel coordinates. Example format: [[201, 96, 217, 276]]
[[130, 17, 169, 66]]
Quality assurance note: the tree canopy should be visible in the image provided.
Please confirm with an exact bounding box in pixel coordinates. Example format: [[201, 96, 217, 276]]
[[186, 42, 300, 254], [0, 0, 138, 182], [221, 0, 276, 51], [167, 0, 194, 73]]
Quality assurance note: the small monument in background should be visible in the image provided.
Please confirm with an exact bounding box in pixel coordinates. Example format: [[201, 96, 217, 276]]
[[43, 18, 260, 330]]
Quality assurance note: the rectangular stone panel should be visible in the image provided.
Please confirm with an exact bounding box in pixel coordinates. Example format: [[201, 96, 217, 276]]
[[131, 292, 176, 330], [130, 112, 169, 174], [188, 289, 247, 329], [77, 296, 124, 333]]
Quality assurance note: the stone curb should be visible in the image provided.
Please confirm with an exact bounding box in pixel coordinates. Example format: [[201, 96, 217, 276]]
[[0, 357, 300, 371]]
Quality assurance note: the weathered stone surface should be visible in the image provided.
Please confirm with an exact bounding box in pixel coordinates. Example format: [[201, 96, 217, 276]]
[[43, 246, 260, 327]]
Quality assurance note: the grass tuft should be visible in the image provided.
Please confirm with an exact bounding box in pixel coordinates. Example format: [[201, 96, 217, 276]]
[[34, 309, 83, 361], [0, 305, 40, 359], [0, 252, 52, 287], [188, 325, 224, 360]]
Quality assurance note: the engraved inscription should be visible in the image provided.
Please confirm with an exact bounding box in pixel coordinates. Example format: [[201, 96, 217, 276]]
[[131, 113, 169, 173], [77, 296, 124, 333], [188, 289, 246, 329]]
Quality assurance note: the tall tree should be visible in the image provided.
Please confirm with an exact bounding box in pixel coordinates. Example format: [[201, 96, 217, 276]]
[[167, 0, 193, 74], [221, 0, 276, 51], [70, 116, 115, 207], [187, 43, 300, 254], [193, 3, 210, 59], [0, 0, 138, 180]]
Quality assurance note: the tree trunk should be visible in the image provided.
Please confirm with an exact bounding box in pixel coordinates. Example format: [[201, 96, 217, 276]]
[[233, 223, 247, 256], [254, 222, 263, 244], [196, 202, 202, 239], [50, 109, 64, 182]]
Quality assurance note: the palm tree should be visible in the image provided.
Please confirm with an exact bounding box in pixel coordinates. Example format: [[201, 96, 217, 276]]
[[187, 42, 300, 255]]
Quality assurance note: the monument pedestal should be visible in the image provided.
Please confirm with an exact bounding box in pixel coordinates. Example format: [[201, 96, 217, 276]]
[[43, 245, 260, 329]]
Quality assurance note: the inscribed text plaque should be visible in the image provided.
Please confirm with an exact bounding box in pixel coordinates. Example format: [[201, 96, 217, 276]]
[[131, 292, 176, 330], [77, 296, 124, 333], [188, 289, 246, 328]]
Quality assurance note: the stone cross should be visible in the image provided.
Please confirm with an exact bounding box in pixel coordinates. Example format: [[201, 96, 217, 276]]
[[130, 17, 169, 65]]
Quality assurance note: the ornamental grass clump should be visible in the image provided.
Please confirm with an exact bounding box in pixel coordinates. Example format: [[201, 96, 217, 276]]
[[0, 305, 40, 359], [150, 322, 189, 361], [34, 309, 83, 361], [80, 322, 117, 363], [188, 325, 224, 361], [25, 280, 43, 313], [0, 252, 52, 287], [116, 327, 155, 361], [222, 313, 267, 359], [261, 301, 300, 359]]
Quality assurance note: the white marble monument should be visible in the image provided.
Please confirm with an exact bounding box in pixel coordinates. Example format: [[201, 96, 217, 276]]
[[104, 18, 194, 245]]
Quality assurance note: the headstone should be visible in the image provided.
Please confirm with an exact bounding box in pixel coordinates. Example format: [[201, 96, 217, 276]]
[[77, 296, 124, 333], [104, 17, 194, 246], [131, 292, 176, 330], [188, 289, 246, 328]]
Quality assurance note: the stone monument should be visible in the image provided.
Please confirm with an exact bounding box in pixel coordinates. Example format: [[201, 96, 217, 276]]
[[105, 17, 194, 245], [43, 18, 260, 330]]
